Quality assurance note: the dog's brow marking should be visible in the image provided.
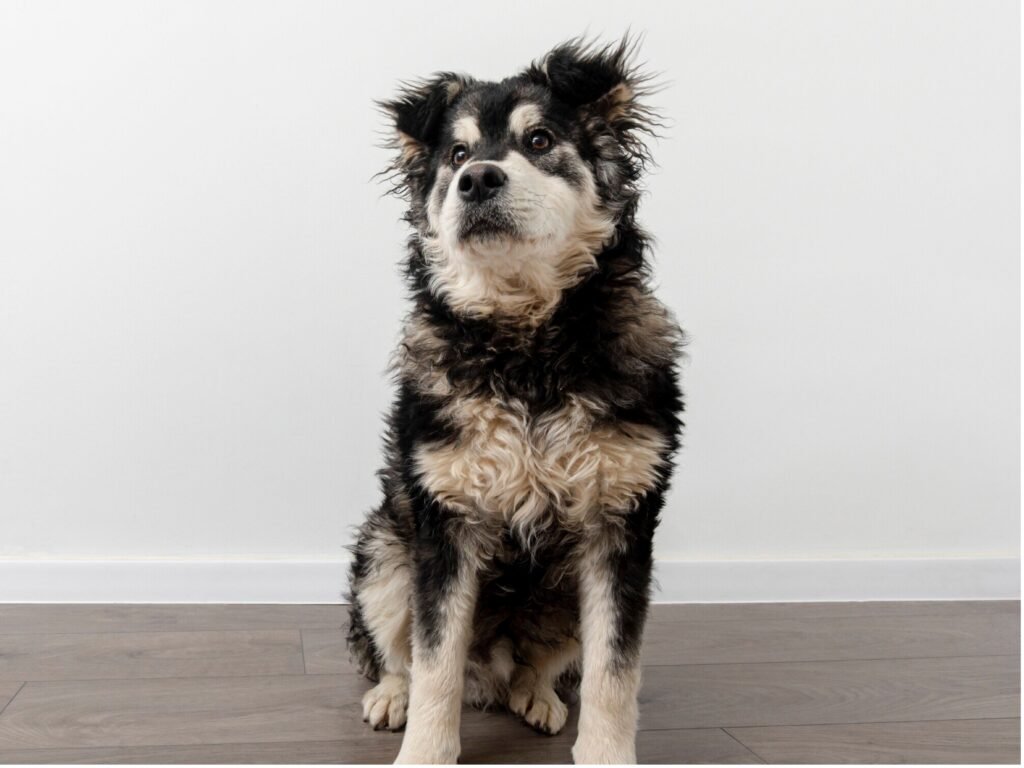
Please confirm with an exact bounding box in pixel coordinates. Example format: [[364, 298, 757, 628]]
[[509, 103, 543, 137], [452, 116, 481, 145]]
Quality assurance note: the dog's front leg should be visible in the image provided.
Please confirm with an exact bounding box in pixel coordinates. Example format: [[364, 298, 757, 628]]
[[572, 514, 655, 765], [394, 509, 480, 765]]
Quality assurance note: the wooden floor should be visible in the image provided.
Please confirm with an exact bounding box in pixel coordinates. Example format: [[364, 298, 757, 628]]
[[0, 601, 1018, 764]]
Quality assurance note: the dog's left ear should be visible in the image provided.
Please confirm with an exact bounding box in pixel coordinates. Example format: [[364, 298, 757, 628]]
[[529, 37, 652, 134]]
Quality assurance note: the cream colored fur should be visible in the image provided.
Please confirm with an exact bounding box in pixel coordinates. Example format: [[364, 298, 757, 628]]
[[363, 673, 409, 731], [508, 639, 579, 734], [357, 528, 413, 731], [415, 395, 667, 544], [384, 92, 667, 765], [452, 116, 482, 145], [573, 548, 642, 764], [424, 150, 614, 326], [508, 103, 544, 137], [394, 560, 480, 764]]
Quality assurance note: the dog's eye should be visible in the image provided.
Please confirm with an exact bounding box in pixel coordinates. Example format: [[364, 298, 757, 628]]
[[527, 129, 553, 153], [451, 144, 469, 167]]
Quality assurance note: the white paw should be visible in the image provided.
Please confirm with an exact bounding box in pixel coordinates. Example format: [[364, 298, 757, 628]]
[[394, 735, 459, 765], [362, 674, 409, 731], [572, 734, 636, 764], [509, 682, 569, 735]]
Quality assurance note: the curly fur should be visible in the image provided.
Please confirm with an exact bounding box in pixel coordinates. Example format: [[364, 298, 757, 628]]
[[347, 36, 684, 764]]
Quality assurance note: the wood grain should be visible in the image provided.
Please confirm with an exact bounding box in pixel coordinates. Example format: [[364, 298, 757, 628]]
[[0, 656, 1016, 751], [637, 655, 1019, 729], [647, 600, 1020, 622], [0, 630, 305, 682], [0, 674, 360, 749], [453, 715, 763, 765], [300, 628, 357, 675], [636, 729, 764, 765], [0, 684, 22, 715], [0, 602, 1016, 764], [0, 737, 396, 765], [727, 718, 1021, 763], [305, 612, 1020, 673], [0, 729, 760, 764], [642, 611, 1019, 665]]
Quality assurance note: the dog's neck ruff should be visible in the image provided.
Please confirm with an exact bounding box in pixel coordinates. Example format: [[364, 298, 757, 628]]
[[419, 219, 615, 329]]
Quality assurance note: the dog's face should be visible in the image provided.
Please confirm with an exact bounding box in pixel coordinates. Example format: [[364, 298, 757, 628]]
[[383, 40, 654, 323], [430, 92, 602, 256]]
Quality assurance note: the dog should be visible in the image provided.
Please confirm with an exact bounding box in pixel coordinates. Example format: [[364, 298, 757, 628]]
[[346, 38, 684, 764]]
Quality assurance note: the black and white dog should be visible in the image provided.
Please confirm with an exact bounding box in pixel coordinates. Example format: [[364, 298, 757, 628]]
[[347, 38, 684, 764]]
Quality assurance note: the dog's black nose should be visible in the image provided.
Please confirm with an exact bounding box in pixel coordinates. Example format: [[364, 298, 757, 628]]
[[457, 163, 506, 203]]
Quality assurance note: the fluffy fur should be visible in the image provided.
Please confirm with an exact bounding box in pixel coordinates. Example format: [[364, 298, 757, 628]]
[[347, 37, 685, 764]]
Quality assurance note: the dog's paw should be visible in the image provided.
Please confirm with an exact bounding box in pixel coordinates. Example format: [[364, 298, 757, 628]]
[[571, 734, 636, 764], [362, 674, 409, 731], [393, 745, 459, 765], [509, 681, 568, 735], [393, 730, 460, 764]]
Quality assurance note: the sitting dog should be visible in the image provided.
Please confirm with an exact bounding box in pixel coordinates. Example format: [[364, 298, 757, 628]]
[[347, 38, 684, 764]]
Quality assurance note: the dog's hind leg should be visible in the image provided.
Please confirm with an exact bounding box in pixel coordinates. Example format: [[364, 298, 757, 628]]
[[463, 635, 516, 710], [508, 638, 580, 735], [351, 521, 413, 731]]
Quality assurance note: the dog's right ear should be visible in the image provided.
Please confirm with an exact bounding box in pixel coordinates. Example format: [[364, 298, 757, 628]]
[[527, 36, 658, 180], [379, 73, 467, 191]]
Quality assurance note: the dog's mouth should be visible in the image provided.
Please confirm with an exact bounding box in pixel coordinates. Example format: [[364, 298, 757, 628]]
[[458, 206, 519, 243]]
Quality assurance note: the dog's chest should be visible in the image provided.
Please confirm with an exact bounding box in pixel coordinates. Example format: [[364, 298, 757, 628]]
[[414, 394, 666, 527]]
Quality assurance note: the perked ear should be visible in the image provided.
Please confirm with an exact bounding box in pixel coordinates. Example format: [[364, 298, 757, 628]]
[[529, 36, 658, 139], [378, 73, 468, 191]]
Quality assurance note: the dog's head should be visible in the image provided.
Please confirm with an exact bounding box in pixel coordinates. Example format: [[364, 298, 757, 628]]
[[381, 38, 657, 324]]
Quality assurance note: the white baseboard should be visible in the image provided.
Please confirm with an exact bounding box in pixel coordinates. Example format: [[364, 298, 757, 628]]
[[0, 557, 1017, 603], [0, 560, 349, 604], [650, 557, 1020, 603]]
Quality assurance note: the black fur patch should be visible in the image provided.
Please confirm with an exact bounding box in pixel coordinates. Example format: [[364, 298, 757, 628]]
[[608, 487, 666, 668], [348, 36, 684, 691], [408, 484, 462, 651]]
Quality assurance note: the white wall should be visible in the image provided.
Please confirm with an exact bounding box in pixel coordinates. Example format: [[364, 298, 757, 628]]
[[0, 1, 1018, 599]]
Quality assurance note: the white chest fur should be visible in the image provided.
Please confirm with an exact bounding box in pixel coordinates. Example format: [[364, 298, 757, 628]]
[[413, 394, 666, 535]]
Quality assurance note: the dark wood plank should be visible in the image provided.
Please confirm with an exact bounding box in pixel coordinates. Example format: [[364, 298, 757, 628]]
[[1, 657, 1017, 752], [0, 602, 1018, 764], [0, 674, 362, 749], [727, 718, 1021, 764], [0, 673, 563, 755], [301, 628, 356, 675], [643, 611, 1020, 665], [637, 655, 1020, 729], [646, 600, 1020, 623], [0, 736, 400, 765], [424, 716, 760, 765], [0, 630, 305, 682], [637, 728, 762, 764], [0, 684, 22, 715], [447, 705, 577, 764], [0, 605, 345, 635], [0, 660, 1018, 761], [0, 667, 759, 762], [0, 673, 581, 761], [306, 605, 1022, 672], [0, 728, 759, 764]]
